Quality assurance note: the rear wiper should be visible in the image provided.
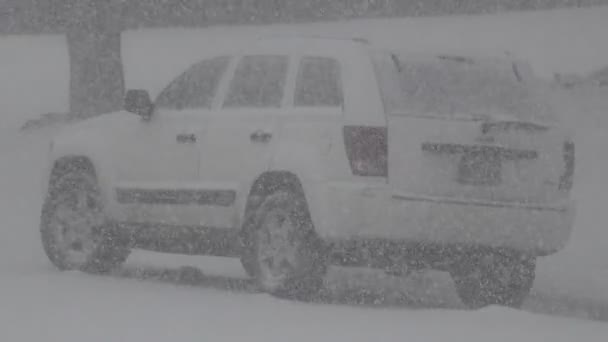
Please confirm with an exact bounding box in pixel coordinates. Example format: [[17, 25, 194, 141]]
[[437, 55, 474, 65], [512, 62, 523, 82], [390, 54, 402, 73]]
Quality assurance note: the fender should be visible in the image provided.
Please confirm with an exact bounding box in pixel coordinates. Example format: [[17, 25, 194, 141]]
[[236, 143, 330, 233], [270, 143, 328, 183], [42, 112, 138, 209], [45, 131, 117, 209]]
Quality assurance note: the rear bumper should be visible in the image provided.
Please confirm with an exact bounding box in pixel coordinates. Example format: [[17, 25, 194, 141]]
[[389, 194, 575, 256], [317, 189, 575, 257]]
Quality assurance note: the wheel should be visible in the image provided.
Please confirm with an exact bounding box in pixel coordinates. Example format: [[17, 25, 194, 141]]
[[450, 251, 535, 309], [40, 170, 130, 274], [241, 191, 326, 299], [239, 211, 258, 278]]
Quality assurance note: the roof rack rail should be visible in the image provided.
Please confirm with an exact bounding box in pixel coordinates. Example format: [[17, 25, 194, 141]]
[[437, 55, 475, 64], [255, 34, 370, 44]]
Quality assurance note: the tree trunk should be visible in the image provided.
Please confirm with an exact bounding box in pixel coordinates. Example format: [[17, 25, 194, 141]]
[[67, 29, 124, 119], [66, 0, 124, 119]]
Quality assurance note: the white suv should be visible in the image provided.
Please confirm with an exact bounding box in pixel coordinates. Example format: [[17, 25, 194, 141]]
[[40, 36, 576, 308]]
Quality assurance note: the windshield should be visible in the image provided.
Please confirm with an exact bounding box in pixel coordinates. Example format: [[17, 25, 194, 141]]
[[373, 51, 556, 123]]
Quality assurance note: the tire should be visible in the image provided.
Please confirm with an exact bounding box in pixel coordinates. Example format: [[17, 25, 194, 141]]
[[450, 251, 536, 309], [240, 191, 326, 299], [239, 211, 258, 278], [40, 170, 130, 274]]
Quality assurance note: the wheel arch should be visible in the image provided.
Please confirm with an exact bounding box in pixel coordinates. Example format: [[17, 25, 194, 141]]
[[239, 170, 326, 237], [44, 155, 111, 205], [242, 170, 307, 219]]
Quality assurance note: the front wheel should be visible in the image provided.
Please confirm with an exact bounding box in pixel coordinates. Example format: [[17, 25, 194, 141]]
[[450, 251, 536, 309], [40, 170, 130, 274], [241, 191, 326, 299]]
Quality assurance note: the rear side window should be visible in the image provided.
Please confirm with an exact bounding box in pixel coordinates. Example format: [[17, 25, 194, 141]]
[[294, 56, 343, 107], [155, 56, 230, 110], [223, 55, 289, 108]]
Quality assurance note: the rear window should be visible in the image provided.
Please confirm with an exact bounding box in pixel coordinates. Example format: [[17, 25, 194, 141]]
[[372, 52, 555, 122]]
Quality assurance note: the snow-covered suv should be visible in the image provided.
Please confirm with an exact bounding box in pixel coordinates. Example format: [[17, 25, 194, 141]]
[[40, 36, 576, 308]]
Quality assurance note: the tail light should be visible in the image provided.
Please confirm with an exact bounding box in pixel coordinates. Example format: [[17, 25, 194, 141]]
[[559, 140, 575, 191], [343, 126, 387, 177]]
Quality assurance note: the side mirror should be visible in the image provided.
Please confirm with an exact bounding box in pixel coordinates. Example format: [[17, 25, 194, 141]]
[[124, 89, 154, 120]]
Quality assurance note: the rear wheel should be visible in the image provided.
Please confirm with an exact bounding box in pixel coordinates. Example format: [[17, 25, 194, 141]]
[[40, 170, 130, 274], [450, 250, 535, 309], [241, 191, 326, 299]]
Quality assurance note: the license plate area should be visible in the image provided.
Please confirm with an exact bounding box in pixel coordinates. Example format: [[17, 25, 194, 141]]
[[457, 150, 502, 186], [421, 142, 538, 187]]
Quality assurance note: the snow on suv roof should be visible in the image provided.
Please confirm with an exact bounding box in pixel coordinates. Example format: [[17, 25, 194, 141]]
[[255, 34, 370, 44], [240, 35, 372, 55]]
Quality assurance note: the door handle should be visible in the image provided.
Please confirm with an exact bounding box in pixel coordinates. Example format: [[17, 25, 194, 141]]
[[250, 130, 272, 143], [176, 133, 197, 144]]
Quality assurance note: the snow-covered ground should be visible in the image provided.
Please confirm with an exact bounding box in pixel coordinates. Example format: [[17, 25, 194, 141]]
[[2, 6, 608, 341]]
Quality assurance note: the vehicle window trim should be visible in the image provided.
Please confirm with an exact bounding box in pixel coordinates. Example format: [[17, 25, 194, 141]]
[[154, 55, 232, 111], [292, 55, 345, 111], [219, 54, 291, 110]]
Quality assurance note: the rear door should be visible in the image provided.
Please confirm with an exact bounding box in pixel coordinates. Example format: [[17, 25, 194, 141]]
[[284, 50, 392, 240]]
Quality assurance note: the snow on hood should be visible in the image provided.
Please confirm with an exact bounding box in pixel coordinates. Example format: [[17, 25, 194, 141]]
[[50, 111, 136, 145]]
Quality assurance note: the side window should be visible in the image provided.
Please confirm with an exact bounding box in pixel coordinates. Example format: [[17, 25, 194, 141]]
[[155, 56, 230, 110], [294, 56, 343, 107], [223, 55, 289, 108]]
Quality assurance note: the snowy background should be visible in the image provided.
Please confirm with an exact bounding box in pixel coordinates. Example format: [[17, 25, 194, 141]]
[[1, 5, 608, 341]]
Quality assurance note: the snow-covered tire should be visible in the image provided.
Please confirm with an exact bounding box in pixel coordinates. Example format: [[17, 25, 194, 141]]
[[239, 211, 258, 278], [40, 170, 130, 274], [241, 191, 326, 299], [450, 251, 535, 309]]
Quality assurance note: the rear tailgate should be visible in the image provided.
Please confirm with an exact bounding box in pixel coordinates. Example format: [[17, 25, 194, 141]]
[[374, 51, 574, 205], [388, 115, 574, 205]]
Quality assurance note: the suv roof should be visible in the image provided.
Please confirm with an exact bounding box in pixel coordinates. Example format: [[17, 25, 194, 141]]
[[254, 34, 371, 45], [239, 35, 371, 56]]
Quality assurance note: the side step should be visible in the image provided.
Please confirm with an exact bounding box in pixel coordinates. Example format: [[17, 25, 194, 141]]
[[110, 222, 242, 257]]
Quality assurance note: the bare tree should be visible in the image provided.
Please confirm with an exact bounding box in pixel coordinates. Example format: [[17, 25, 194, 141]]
[[62, 0, 125, 119]]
